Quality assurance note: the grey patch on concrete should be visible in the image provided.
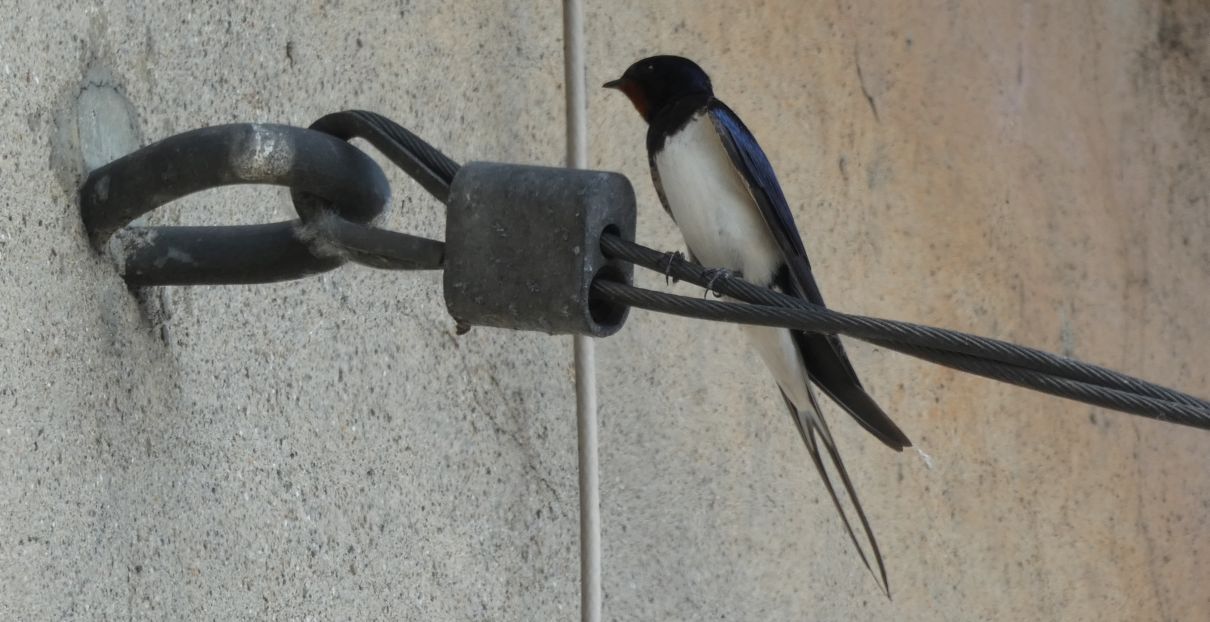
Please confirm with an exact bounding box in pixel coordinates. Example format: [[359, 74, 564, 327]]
[[65, 68, 144, 249], [48, 64, 141, 204], [77, 66, 141, 173], [49, 64, 171, 332]]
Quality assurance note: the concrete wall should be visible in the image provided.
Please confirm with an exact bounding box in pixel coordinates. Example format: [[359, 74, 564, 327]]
[[3, 1, 1207, 619]]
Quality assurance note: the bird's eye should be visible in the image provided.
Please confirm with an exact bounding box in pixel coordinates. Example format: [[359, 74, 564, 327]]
[[645, 64, 654, 72]]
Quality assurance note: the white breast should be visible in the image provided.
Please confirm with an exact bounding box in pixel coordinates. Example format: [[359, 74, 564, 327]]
[[653, 113, 783, 285], [654, 113, 816, 413]]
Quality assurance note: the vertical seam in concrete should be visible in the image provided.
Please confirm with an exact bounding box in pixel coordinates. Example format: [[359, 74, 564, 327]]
[[562, 1, 601, 621]]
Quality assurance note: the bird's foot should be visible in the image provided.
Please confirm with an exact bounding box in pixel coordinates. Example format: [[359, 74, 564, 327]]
[[702, 268, 741, 298], [662, 250, 686, 285]]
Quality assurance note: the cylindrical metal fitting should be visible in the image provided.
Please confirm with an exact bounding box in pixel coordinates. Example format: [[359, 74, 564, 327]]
[[443, 162, 636, 336]]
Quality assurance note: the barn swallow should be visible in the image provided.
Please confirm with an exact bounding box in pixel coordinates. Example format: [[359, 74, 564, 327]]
[[605, 55, 910, 596]]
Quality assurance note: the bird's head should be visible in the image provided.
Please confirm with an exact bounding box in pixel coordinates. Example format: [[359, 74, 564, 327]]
[[603, 55, 713, 123]]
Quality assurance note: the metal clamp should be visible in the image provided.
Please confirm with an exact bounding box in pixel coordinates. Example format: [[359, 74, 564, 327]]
[[443, 162, 636, 337]]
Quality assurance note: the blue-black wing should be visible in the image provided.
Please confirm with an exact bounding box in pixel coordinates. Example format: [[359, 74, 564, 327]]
[[707, 100, 910, 451], [710, 99, 908, 598]]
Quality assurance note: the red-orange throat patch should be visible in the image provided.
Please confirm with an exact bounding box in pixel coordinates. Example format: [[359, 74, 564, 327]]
[[619, 81, 649, 119]]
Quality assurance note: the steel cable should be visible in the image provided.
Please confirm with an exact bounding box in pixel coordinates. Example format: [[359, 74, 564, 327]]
[[590, 272, 1210, 430], [309, 110, 460, 203], [288, 112, 1210, 428], [594, 279, 1209, 427], [598, 235, 1210, 408], [318, 113, 1209, 429]]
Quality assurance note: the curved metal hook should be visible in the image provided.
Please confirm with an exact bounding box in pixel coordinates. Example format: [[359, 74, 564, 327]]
[[79, 123, 393, 285]]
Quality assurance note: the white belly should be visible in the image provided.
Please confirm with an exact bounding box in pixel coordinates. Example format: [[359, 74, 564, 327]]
[[654, 113, 815, 413], [653, 114, 783, 285]]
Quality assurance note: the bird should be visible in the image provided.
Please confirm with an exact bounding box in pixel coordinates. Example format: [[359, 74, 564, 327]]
[[604, 55, 911, 596]]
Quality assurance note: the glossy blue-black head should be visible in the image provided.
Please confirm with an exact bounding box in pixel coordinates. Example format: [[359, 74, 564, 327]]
[[603, 55, 713, 123]]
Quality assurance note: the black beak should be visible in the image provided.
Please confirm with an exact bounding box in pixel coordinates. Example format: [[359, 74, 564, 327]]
[[602, 78, 624, 89]]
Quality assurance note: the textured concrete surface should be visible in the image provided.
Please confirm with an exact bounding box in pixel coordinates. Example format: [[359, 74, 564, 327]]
[[1, 1, 1207, 620]]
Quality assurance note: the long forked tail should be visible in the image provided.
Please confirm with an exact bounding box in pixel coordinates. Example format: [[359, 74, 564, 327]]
[[781, 388, 891, 598]]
